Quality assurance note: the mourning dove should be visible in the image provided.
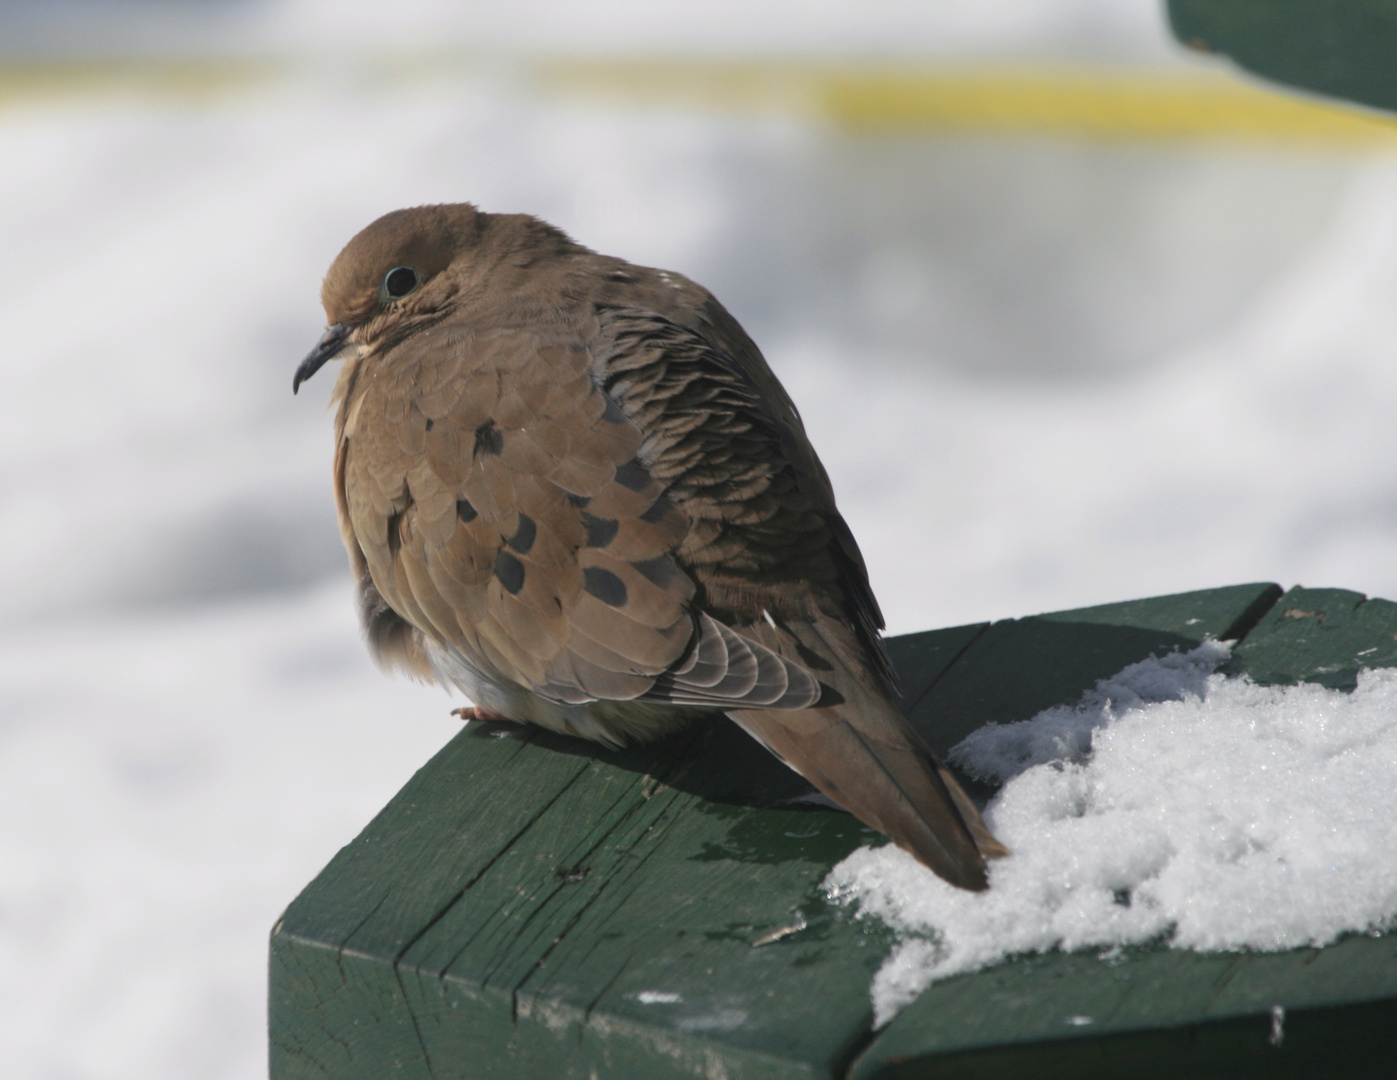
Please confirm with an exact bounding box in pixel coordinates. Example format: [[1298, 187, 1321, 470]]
[[294, 203, 1006, 890]]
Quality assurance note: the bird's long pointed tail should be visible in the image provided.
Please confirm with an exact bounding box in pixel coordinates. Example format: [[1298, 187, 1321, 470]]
[[728, 618, 1007, 890]]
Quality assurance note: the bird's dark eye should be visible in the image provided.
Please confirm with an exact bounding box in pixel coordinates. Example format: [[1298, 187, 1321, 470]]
[[382, 265, 419, 300]]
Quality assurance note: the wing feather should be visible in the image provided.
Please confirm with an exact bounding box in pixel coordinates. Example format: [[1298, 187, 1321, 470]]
[[337, 295, 840, 718]]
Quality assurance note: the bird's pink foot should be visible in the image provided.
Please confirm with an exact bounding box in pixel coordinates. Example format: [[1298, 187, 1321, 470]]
[[451, 705, 509, 722]]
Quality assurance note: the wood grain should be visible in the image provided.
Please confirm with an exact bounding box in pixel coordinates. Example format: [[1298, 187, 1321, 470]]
[[271, 582, 1397, 1079]]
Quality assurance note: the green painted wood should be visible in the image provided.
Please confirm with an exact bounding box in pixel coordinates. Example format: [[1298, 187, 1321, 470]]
[[882, 622, 988, 717], [1225, 585, 1397, 691], [270, 584, 1297, 1080], [849, 583, 1397, 1080], [1168, 0, 1397, 115], [849, 937, 1397, 1080], [270, 619, 985, 1080], [907, 583, 1281, 761], [271, 719, 881, 1080]]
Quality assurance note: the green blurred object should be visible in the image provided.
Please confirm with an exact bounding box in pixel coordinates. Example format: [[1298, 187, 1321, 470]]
[[1169, 0, 1397, 114]]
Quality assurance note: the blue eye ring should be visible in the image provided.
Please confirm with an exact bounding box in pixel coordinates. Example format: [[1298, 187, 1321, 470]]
[[382, 265, 420, 301]]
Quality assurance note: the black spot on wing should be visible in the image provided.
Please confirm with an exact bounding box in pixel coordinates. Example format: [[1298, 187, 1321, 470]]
[[639, 495, 674, 524], [600, 395, 627, 423], [425, 418, 434, 432], [456, 498, 478, 524], [793, 639, 835, 672], [507, 514, 537, 554], [494, 550, 525, 595], [582, 567, 627, 607], [474, 420, 503, 457], [387, 506, 407, 557], [565, 492, 592, 508], [614, 460, 649, 492], [581, 513, 619, 548], [631, 555, 679, 587]]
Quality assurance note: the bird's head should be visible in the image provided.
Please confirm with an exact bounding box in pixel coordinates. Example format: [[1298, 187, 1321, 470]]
[[292, 203, 485, 393]]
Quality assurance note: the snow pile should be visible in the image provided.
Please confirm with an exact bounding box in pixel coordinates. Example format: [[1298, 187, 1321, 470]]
[[825, 645, 1397, 1027]]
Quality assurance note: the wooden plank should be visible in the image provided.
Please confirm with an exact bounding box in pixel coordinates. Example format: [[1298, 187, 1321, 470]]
[[849, 942, 1397, 1078], [849, 584, 1397, 1079], [269, 585, 1283, 1079], [1168, 0, 1397, 117], [270, 619, 987, 1080], [1225, 585, 1397, 691], [882, 621, 988, 716], [908, 583, 1281, 760], [849, 938, 1397, 1079], [270, 727, 882, 1080]]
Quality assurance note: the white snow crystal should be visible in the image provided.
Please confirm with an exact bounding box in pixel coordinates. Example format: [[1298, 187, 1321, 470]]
[[825, 645, 1397, 1027], [634, 991, 683, 1005]]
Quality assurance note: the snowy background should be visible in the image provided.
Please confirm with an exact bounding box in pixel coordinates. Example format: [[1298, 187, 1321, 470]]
[[3, 1, 1397, 1077]]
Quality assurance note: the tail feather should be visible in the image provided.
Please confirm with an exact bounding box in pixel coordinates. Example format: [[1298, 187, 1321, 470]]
[[728, 617, 1007, 891], [935, 760, 1010, 860]]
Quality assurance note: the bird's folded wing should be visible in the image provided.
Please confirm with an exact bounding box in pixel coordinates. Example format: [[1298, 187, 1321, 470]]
[[337, 322, 818, 709]]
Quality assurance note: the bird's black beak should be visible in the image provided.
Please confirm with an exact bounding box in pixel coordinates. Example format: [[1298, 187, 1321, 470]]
[[293, 322, 353, 394]]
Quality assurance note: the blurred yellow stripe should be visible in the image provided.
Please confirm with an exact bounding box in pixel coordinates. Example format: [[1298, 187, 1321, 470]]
[[826, 68, 1397, 143], [0, 58, 275, 106], [3, 54, 1395, 147], [539, 59, 1397, 146]]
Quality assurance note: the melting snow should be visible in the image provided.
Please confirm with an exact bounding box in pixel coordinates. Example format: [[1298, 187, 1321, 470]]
[[634, 991, 683, 1005], [825, 645, 1397, 1027]]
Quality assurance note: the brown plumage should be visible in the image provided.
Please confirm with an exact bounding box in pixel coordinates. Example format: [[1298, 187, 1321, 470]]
[[294, 203, 1007, 890]]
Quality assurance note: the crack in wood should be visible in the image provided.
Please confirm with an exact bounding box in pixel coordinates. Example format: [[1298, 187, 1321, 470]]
[[390, 761, 594, 995], [903, 623, 991, 719], [508, 780, 688, 1013]]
